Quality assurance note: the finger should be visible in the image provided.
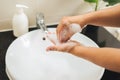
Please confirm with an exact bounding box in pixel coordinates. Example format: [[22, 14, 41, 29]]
[[68, 40, 81, 46], [46, 46, 54, 51], [56, 21, 70, 43], [60, 36, 70, 43], [56, 24, 63, 43], [62, 20, 70, 27], [46, 46, 57, 51], [60, 28, 71, 43]]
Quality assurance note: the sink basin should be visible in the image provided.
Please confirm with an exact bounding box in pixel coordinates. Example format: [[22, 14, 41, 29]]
[[5, 28, 104, 80]]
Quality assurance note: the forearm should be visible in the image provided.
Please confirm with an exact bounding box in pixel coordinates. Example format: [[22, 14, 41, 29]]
[[70, 46, 120, 72], [70, 4, 120, 27], [84, 5, 120, 27]]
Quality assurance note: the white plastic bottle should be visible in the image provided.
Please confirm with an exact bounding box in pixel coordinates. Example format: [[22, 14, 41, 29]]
[[12, 4, 29, 37]]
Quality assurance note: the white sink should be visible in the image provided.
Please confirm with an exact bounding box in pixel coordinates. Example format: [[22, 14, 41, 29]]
[[5, 28, 104, 80]]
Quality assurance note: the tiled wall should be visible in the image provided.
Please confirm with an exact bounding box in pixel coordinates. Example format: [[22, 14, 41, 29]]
[[0, 0, 107, 30]]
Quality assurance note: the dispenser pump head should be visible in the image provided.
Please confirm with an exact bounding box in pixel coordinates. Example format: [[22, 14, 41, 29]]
[[16, 4, 28, 14]]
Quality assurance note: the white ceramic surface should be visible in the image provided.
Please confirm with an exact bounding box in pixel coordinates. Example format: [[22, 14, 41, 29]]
[[6, 28, 104, 80]]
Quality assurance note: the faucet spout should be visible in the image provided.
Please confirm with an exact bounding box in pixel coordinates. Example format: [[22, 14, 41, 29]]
[[36, 13, 48, 33]]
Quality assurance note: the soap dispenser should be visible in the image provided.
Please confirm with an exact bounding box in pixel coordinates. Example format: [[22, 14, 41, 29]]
[[12, 4, 29, 37]]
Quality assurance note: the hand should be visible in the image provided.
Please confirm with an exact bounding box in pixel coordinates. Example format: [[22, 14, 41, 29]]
[[56, 16, 74, 43], [46, 40, 81, 53], [56, 16, 84, 43]]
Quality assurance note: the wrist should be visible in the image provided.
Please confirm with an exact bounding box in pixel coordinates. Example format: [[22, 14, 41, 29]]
[[82, 12, 98, 26], [69, 45, 85, 56], [69, 15, 87, 28]]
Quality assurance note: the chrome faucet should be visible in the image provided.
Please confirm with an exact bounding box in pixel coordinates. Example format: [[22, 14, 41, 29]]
[[36, 13, 48, 33]]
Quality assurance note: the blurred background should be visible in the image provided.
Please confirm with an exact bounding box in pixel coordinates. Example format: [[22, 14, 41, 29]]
[[0, 0, 120, 40], [0, 0, 108, 30]]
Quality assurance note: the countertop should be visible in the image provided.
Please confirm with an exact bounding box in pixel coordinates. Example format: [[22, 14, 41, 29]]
[[0, 25, 120, 80]]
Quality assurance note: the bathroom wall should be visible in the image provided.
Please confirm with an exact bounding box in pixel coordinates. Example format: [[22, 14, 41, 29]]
[[0, 0, 107, 30]]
